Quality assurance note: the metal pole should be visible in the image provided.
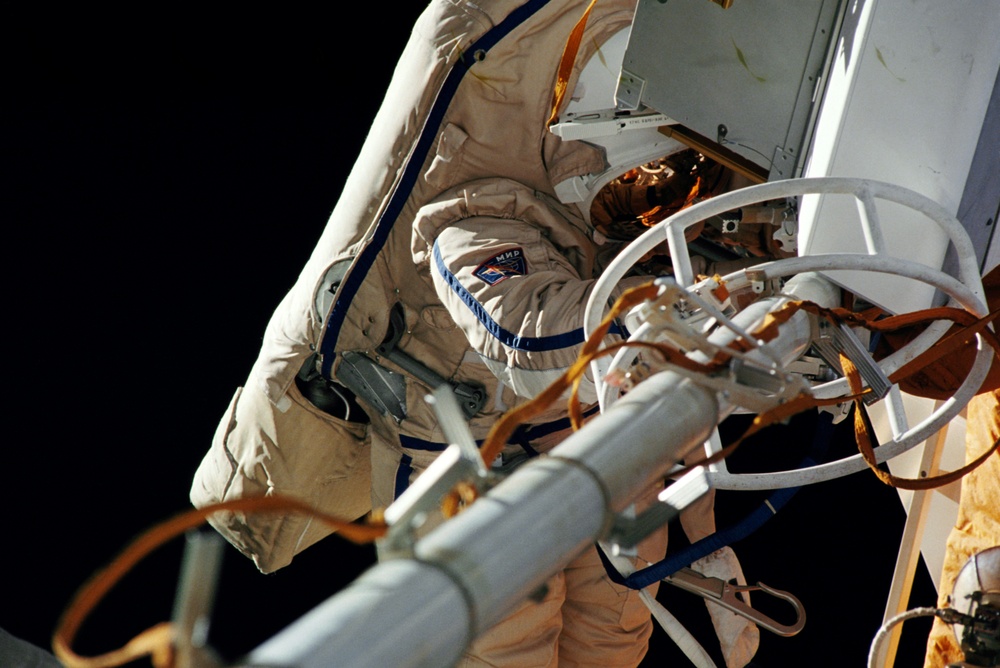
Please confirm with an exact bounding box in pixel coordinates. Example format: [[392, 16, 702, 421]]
[[243, 274, 838, 668]]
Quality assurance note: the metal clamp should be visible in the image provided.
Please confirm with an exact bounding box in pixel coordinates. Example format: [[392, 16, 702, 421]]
[[812, 318, 892, 404], [380, 387, 491, 558], [606, 468, 711, 549], [171, 532, 225, 668]]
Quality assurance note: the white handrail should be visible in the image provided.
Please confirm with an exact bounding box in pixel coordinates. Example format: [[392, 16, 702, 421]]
[[583, 177, 991, 490]]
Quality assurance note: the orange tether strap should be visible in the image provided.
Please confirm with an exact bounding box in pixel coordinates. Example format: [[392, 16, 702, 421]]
[[479, 280, 660, 466], [744, 300, 1000, 373], [482, 293, 999, 490], [668, 390, 832, 478], [841, 352, 1000, 491], [885, 307, 1000, 385], [53, 496, 387, 668], [54, 292, 998, 667], [547, 0, 599, 126]]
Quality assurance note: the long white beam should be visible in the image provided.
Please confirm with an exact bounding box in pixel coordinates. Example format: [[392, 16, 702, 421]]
[[242, 274, 838, 668]]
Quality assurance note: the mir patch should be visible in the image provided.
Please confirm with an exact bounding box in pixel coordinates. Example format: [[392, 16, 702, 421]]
[[473, 248, 528, 285]]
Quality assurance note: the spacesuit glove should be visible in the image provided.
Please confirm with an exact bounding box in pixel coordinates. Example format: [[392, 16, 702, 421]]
[[690, 546, 760, 668]]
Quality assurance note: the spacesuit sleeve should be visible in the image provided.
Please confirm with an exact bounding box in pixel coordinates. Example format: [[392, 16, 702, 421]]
[[418, 187, 637, 401]]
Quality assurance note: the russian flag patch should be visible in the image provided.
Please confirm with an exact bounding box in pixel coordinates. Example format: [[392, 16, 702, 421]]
[[473, 248, 528, 285]]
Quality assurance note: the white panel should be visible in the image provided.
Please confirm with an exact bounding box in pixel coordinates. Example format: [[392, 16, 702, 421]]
[[800, 0, 1000, 313], [619, 0, 840, 176]]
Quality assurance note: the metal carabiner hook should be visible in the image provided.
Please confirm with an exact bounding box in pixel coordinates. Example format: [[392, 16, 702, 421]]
[[665, 567, 807, 637], [726, 580, 807, 637]]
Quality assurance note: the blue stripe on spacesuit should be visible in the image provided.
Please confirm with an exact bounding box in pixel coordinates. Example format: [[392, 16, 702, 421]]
[[433, 241, 586, 352], [319, 0, 554, 380], [508, 404, 599, 442], [397, 406, 600, 453], [394, 454, 415, 499], [399, 434, 480, 452]]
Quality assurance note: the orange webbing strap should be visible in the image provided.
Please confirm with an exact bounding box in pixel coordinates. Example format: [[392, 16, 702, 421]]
[[53, 496, 388, 668], [841, 353, 999, 491], [885, 307, 1000, 385], [481, 291, 998, 483], [667, 389, 828, 478], [546, 0, 599, 126], [742, 300, 1000, 381], [748, 299, 1000, 489], [478, 280, 660, 465], [54, 623, 174, 668], [753, 301, 999, 352], [600, 298, 1000, 485], [465, 295, 997, 510], [444, 297, 724, 516]]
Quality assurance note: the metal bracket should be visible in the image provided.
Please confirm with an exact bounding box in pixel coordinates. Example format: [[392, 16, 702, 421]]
[[615, 69, 646, 111], [379, 387, 491, 558], [812, 319, 892, 404], [171, 532, 225, 668], [336, 351, 408, 422], [619, 275, 811, 413], [548, 111, 675, 141], [377, 304, 486, 419], [771, 207, 798, 254], [606, 468, 711, 550]]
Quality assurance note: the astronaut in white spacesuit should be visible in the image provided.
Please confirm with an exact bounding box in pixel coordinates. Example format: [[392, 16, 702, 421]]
[[190, 1, 756, 665]]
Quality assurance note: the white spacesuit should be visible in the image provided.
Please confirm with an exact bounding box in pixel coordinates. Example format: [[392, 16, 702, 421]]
[[190, 1, 747, 665]]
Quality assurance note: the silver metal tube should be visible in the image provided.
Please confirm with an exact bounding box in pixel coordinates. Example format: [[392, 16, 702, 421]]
[[416, 457, 610, 634], [246, 560, 472, 668], [242, 274, 838, 668]]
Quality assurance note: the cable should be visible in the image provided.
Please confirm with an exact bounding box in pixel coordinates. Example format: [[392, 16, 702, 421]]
[[867, 607, 938, 668]]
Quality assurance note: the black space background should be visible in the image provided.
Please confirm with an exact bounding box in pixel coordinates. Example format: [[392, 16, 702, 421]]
[[4, 6, 940, 667]]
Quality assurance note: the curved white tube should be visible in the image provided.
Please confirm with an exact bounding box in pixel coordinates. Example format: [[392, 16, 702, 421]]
[[584, 177, 988, 409]]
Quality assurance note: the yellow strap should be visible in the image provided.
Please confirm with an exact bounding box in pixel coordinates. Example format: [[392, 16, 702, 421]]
[[54, 623, 174, 668], [740, 300, 1000, 376], [547, 0, 599, 126], [668, 390, 835, 477]]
